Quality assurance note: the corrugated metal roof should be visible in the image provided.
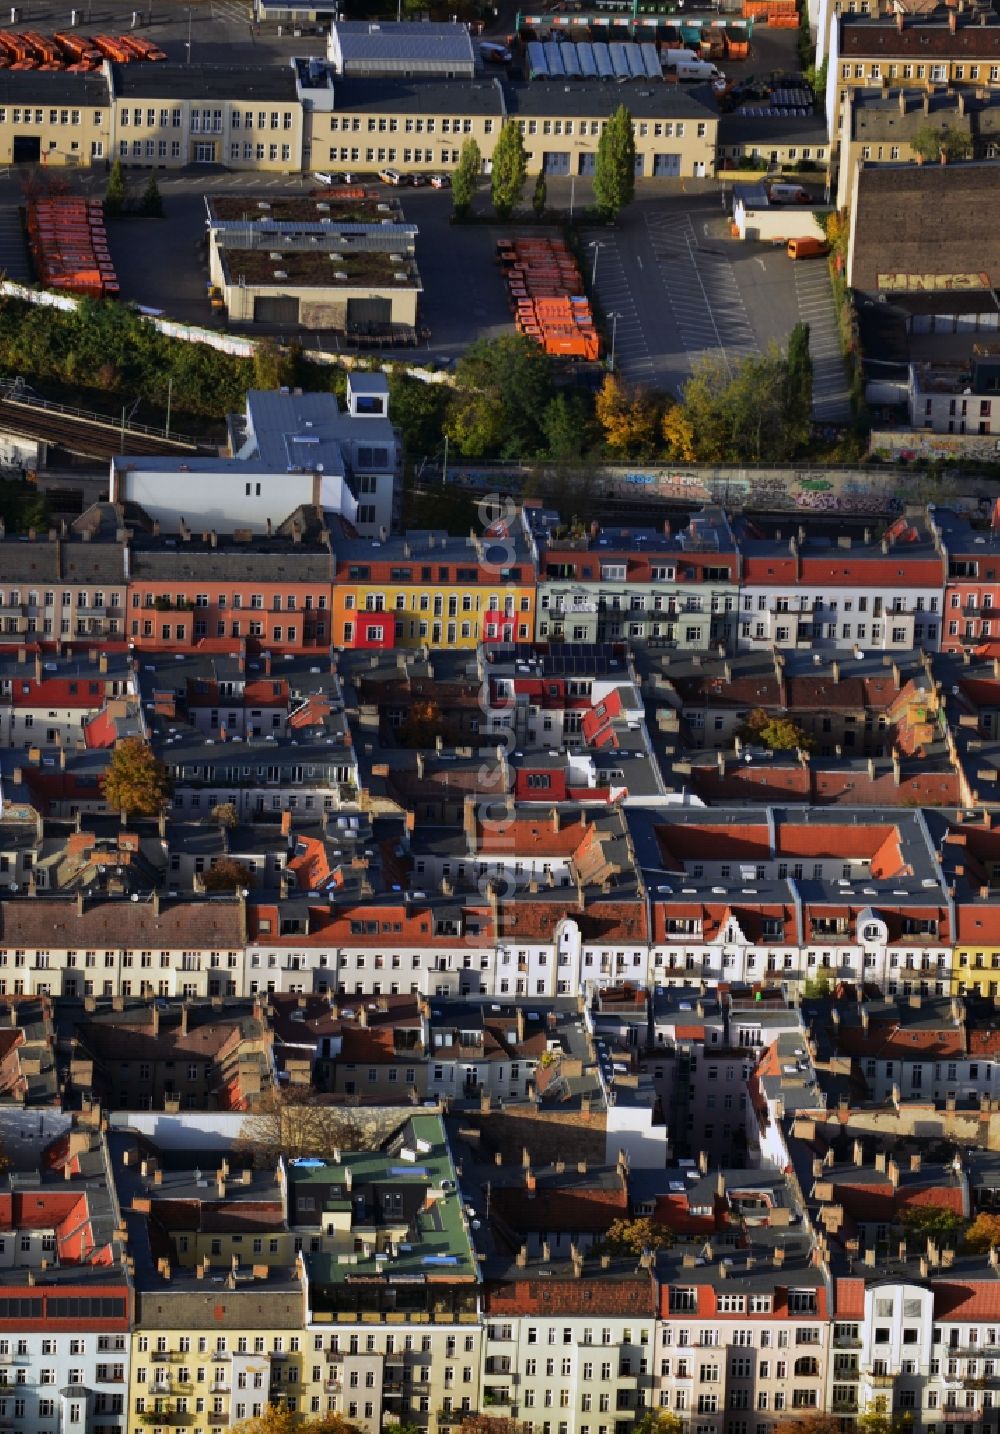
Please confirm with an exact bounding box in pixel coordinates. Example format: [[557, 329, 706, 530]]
[[333, 19, 475, 67]]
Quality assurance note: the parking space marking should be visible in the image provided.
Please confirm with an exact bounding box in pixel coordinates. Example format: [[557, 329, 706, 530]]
[[212, 0, 252, 24], [643, 209, 759, 375], [588, 235, 656, 384], [793, 261, 852, 423]]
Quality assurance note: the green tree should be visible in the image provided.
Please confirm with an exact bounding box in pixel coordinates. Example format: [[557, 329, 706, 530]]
[[490, 121, 527, 221], [593, 104, 636, 221], [856, 1406, 914, 1434], [739, 708, 814, 753], [104, 158, 126, 217], [452, 137, 482, 219], [633, 1413, 685, 1434], [532, 171, 547, 220], [542, 390, 594, 461], [101, 738, 171, 816], [784, 321, 814, 453], [445, 334, 553, 459], [900, 1205, 966, 1248], [140, 172, 164, 217], [252, 338, 295, 391], [230, 1408, 364, 1434], [599, 1217, 673, 1256], [680, 347, 793, 464], [387, 367, 451, 463], [909, 123, 972, 164]]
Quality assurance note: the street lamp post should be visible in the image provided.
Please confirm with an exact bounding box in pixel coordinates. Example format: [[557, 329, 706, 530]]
[[588, 239, 604, 289], [186, 8, 192, 63], [609, 311, 621, 372]]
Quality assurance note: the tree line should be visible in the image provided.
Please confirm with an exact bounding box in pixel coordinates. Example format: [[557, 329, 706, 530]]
[[389, 323, 815, 468], [452, 104, 637, 222]]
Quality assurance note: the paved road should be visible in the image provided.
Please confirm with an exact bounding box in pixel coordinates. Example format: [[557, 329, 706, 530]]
[[793, 257, 852, 423]]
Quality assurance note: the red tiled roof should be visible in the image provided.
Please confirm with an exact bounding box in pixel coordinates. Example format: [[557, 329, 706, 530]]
[[934, 1282, 1000, 1320]]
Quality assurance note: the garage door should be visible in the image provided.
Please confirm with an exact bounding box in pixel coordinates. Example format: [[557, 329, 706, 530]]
[[543, 151, 570, 175], [13, 135, 40, 163], [347, 297, 392, 326], [253, 295, 299, 324], [578, 152, 596, 176], [653, 153, 681, 177]]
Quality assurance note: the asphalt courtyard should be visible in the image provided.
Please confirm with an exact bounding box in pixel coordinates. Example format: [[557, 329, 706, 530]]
[[582, 188, 850, 420]]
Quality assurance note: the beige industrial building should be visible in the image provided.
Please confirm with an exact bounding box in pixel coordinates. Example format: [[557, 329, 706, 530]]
[[108, 61, 305, 171], [206, 194, 420, 330], [317, 74, 719, 178], [0, 69, 111, 166]]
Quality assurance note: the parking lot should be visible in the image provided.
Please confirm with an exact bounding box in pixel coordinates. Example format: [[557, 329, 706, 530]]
[[584, 188, 849, 419]]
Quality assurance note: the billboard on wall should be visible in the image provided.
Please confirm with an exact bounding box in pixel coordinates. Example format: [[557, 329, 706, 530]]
[[877, 272, 991, 292]]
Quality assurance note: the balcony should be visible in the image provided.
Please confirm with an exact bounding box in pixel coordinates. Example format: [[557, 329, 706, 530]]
[[834, 1336, 862, 1348], [863, 1372, 896, 1387]]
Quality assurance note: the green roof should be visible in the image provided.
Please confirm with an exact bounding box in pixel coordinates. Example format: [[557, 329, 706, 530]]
[[288, 1113, 479, 1289]]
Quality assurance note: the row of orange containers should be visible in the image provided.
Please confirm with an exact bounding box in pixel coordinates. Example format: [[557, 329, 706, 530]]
[[0, 29, 165, 71], [497, 237, 601, 360], [742, 0, 799, 22], [27, 197, 120, 298]]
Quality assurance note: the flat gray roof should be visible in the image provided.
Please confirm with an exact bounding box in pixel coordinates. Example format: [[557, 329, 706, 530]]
[[110, 62, 299, 102]]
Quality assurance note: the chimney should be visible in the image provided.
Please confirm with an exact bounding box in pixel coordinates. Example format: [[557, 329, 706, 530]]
[[898, 89, 906, 115], [896, 9, 903, 30], [949, 8, 957, 31]]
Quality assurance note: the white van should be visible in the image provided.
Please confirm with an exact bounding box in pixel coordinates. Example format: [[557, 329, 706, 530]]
[[673, 58, 722, 80]]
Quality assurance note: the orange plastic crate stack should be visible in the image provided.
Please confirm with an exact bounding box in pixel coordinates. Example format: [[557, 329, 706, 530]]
[[499, 236, 600, 360], [27, 197, 119, 298]]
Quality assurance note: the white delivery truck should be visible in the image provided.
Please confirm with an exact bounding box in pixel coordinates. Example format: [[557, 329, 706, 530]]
[[663, 48, 722, 81]]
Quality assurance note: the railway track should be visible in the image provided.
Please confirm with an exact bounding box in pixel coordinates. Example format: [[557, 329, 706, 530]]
[[0, 395, 212, 461]]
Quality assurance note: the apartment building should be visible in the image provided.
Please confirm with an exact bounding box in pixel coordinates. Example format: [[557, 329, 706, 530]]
[[330, 517, 537, 651], [660, 648, 935, 758], [827, 13, 1000, 142], [124, 530, 336, 655], [654, 1236, 831, 1433], [68, 997, 272, 1111], [533, 511, 740, 652], [483, 1250, 656, 1434], [734, 513, 945, 653], [0, 1117, 131, 1434], [111, 1129, 305, 1433], [628, 805, 953, 994], [0, 649, 133, 749], [836, 85, 1000, 209], [0, 893, 247, 1001], [112, 377, 399, 541], [928, 506, 1000, 652], [285, 1113, 482, 1434], [0, 522, 127, 646], [245, 898, 496, 1000]]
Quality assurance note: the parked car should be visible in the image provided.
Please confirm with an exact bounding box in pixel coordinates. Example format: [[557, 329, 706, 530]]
[[410, 173, 428, 187], [312, 170, 335, 185], [430, 173, 451, 188], [378, 167, 404, 185]]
